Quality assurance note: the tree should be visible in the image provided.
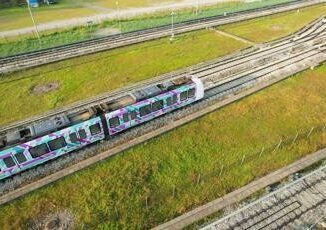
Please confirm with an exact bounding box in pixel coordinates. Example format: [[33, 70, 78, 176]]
[[0, 0, 28, 7]]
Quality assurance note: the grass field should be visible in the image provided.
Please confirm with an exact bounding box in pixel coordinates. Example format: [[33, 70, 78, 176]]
[[218, 3, 326, 42], [0, 5, 97, 32], [0, 62, 325, 229], [0, 30, 247, 126], [0, 0, 182, 31], [0, 0, 300, 57], [92, 0, 183, 8], [0, 27, 98, 57], [0, 0, 297, 31], [1, 1, 326, 126]]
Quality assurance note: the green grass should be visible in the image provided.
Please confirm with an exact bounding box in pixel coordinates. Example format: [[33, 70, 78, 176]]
[[218, 3, 326, 42], [1, 0, 325, 125], [0, 61, 325, 229], [90, 0, 183, 8], [0, 26, 98, 57], [0, 30, 247, 126], [109, 0, 299, 33], [0, 0, 185, 31], [0, 0, 299, 57], [0, 4, 97, 31], [2, 1, 326, 125], [0, 0, 174, 32]]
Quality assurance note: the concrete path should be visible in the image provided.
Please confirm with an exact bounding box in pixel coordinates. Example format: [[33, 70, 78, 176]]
[[213, 28, 256, 45]]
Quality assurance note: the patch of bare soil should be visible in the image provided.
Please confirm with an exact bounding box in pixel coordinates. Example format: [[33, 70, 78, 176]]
[[31, 82, 60, 95], [28, 210, 74, 230], [272, 25, 283, 31], [93, 28, 121, 37]]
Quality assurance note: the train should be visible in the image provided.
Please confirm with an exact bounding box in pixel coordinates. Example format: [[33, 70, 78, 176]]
[[0, 77, 204, 180]]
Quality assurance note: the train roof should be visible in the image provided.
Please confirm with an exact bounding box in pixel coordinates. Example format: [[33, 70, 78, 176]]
[[131, 77, 192, 102]]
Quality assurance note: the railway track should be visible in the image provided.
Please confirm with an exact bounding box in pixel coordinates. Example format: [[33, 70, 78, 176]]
[[0, 15, 325, 206], [202, 165, 326, 230], [1, 15, 325, 137], [0, 0, 324, 74], [1, 50, 325, 206]]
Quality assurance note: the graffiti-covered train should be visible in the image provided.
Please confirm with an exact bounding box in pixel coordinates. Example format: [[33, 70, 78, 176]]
[[0, 77, 204, 180]]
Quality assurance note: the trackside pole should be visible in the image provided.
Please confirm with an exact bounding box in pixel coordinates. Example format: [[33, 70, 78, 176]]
[[26, 0, 40, 41]]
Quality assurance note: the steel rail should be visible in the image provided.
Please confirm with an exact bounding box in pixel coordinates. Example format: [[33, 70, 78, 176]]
[[201, 166, 326, 230], [0, 21, 324, 135], [0, 27, 325, 206], [0, 0, 307, 61], [0, 48, 325, 207], [1, 0, 324, 73]]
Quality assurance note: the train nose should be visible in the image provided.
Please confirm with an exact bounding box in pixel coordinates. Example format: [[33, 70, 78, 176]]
[[191, 77, 205, 100]]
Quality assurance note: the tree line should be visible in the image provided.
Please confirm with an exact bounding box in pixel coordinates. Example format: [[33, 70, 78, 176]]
[[0, 0, 28, 7]]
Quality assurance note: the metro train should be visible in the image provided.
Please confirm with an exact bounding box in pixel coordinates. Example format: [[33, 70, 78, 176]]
[[0, 77, 204, 180]]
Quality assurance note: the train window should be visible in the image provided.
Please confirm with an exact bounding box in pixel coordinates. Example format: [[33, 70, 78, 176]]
[[166, 97, 173, 106], [180, 91, 188, 101], [122, 113, 130, 123], [15, 152, 27, 164], [130, 111, 137, 120], [29, 143, 50, 158], [78, 129, 87, 139], [139, 104, 152, 117], [152, 100, 164, 112], [48, 137, 67, 151], [90, 123, 102, 135], [188, 88, 196, 98], [109, 117, 120, 128], [173, 95, 178, 104], [3, 156, 16, 168], [69, 132, 79, 143]]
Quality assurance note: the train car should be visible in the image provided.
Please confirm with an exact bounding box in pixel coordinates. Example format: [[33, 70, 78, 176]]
[[106, 77, 204, 135], [0, 77, 204, 180], [0, 117, 104, 180]]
